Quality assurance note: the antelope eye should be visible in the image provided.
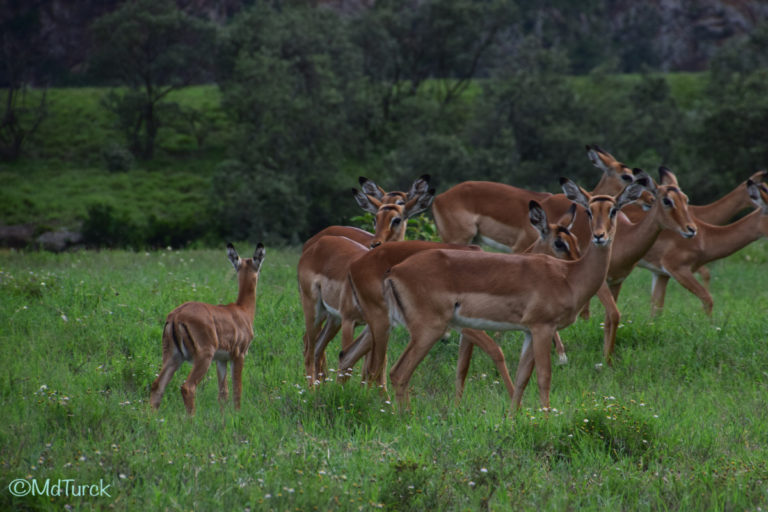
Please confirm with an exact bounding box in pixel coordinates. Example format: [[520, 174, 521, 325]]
[[554, 239, 567, 251], [609, 208, 617, 217], [585, 209, 593, 219], [396, 200, 406, 206], [662, 198, 673, 207], [391, 217, 402, 226]]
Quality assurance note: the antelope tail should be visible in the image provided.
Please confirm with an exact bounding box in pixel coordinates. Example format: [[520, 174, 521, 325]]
[[383, 277, 407, 328]]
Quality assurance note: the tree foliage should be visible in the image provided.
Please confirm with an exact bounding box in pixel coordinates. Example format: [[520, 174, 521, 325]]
[[90, 0, 216, 159], [0, 2, 49, 161]]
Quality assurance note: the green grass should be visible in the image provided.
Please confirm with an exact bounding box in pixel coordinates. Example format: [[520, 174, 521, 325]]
[[1, 240, 767, 510]]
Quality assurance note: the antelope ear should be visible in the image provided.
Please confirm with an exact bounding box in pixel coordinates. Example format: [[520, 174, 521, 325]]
[[358, 177, 385, 200], [251, 242, 266, 271], [227, 243, 241, 271], [632, 168, 657, 195], [352, 188, 382, 214], [404, 188, 435, 218], [616, 181, 647, 210], [407, 174, 431, 199], [560, 177, 590, 208], [587, 144, 616, 173], [746, 179, 768, 211], [558, 203, 577, 231], [749, 169, 767, 183], [658, 166, 679, 186], [528, 201, 549, 238]]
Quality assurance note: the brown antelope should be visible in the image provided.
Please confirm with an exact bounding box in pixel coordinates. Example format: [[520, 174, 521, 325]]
[[624, 169, 767, 288], [301, 174, 434, 251], [149, 243, 265, 415], [638, 180, 768, 315], [453, 201, 582, 398], [381, 179, 646, 411], [535, 167, 696, 363], [336, 202, 582, 399], [298, 176, 434, 384], [431, 145, 634, 252]]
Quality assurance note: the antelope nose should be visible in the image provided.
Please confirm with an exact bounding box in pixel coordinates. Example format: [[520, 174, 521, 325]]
[[593, 233, 606, 244], [370, 241, 382, 248], [686, 225, 697, 238]]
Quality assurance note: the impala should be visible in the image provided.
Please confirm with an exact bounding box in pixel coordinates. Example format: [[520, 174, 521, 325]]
[[337, 201, 582, 400], [624, 169, 766, 287], [639, 180, 768, 315], [454, 201, 582, 399], [298, 176, 434, 384], [431, 145, 634, 252], [302, 174, 433, 251], [149, 243, 265, 415], [382, 179, 646, 410], [535, 167, 696, 363]]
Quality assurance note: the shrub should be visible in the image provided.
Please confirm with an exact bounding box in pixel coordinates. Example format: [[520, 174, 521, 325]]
[[101, 143, 134, 172]]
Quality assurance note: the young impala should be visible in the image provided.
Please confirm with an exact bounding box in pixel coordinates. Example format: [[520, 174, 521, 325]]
[[150, 243, 265, 415], [382, 179, 646, 411]]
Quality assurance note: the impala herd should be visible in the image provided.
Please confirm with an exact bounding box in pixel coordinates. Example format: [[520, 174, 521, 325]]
[[151, 145, 768, 414]]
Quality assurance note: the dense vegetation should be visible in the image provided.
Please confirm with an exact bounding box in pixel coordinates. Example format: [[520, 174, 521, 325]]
[[2, 2, 767, 248], [1, 243, 766, 509]]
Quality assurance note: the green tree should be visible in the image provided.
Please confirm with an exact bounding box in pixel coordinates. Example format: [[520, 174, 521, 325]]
[[350, 0, 516, 144], [0, 2, 49, 161], [89, 0, 216, 159], [214, 3, 369, 242], [696, 22, 768, 195], [469, 40, 586, 190]]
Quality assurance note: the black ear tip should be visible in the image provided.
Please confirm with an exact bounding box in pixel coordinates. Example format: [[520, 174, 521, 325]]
[[428, 187, 436, 195], [632, 167, 643, 175], [419, 174, 431, 182], [528, 200, 539, 210], [358, 176, 368, 185], [351, 188, 359, 195], [585, 144, 592, 151], [227, 242, 235, 250], [558, 177, 569, 185], [256, 242, 265, 249]]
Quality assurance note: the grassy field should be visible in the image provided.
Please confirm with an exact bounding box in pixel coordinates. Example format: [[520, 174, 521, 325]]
[[1, 239, 767, 510]]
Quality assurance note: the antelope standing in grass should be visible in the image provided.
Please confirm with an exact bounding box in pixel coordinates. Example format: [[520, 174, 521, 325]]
[[382, 179, 645, 410], [150, 243, 265, 415]]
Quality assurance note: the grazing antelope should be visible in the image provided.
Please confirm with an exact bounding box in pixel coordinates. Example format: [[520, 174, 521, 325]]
[[639, 180, 768, 315], [382, 179, 646, 411], [149, 243, 265, 415], [431, 145, 634, 252], [298, 176, 434, 384]]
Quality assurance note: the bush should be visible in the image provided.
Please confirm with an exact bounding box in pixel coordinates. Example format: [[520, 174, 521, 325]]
[[101, 143, 134, 172], [81, 203, 141, 248]]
